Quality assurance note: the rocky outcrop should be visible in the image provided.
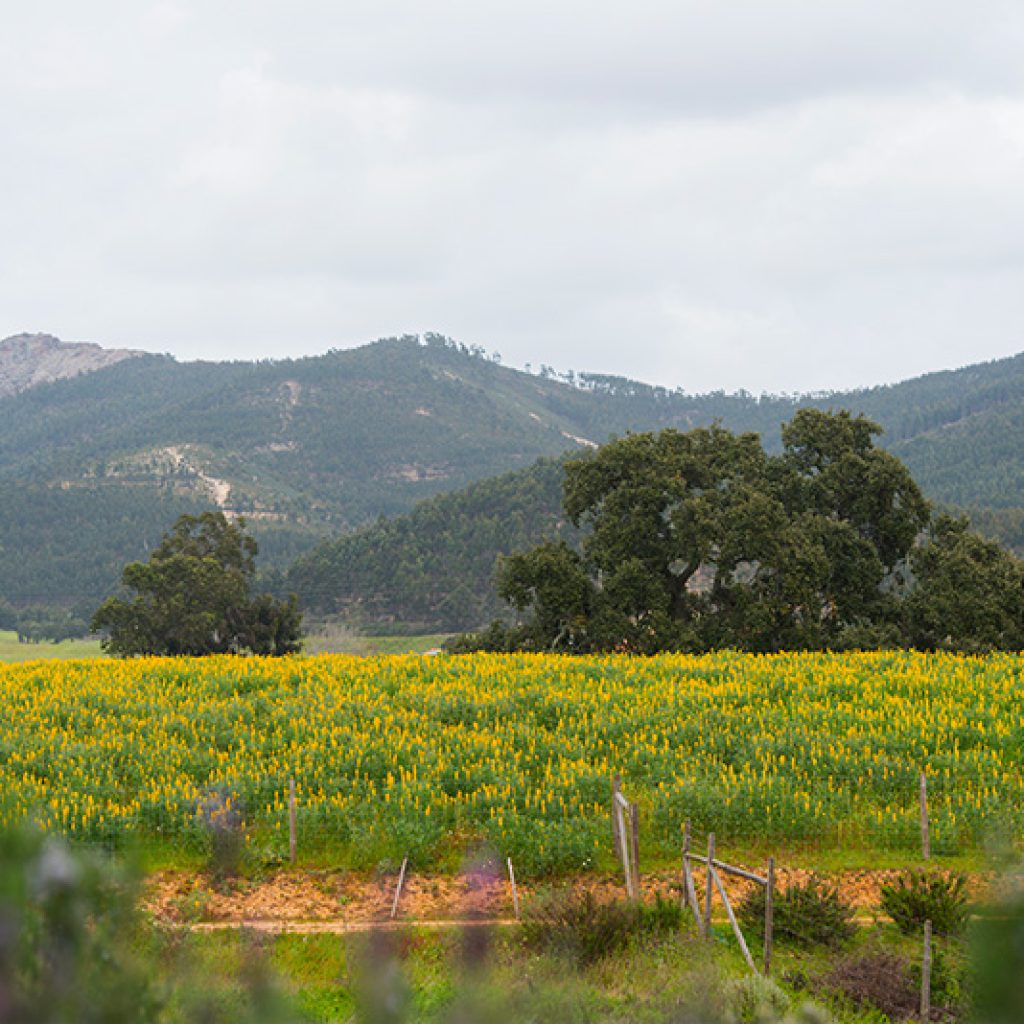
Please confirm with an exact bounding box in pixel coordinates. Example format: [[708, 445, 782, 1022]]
[[0, 332, 144, 398]]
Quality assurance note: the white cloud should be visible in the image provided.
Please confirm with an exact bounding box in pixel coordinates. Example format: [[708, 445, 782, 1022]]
[[2, 1, 1024, 392]]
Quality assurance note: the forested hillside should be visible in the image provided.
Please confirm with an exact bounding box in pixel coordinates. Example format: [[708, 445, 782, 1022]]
[[287, 459, 573, 631], [2, 331, 1024, 626], [289, 457, 1024, 637]]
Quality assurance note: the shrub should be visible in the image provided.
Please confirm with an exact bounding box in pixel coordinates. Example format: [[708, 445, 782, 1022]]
[[198, 788, 247, 883], [522, 890, 683, 966], [911, 942, 967, 1012], [728, 974, 792, 1023], [637, 892, 687, 935], [972, 884, 1024, 1023], [739, 877, 855, 949], [823, 952, 917, 1019], [880, 870, 969, 935]]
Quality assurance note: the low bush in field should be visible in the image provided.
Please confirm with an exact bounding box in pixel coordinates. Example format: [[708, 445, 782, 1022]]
[[880, 870, 969, 935], [822, 952, 917, 1020], [739, 878, 855, 949], [522, 891, 684, 966]]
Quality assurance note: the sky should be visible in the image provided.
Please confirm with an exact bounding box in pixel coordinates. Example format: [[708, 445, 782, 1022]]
[[2, 1, 1024, 395]]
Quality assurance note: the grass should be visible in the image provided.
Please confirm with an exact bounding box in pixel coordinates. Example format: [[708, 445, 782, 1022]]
[[0, 629, 104, 662], [175, 912, 948, 1023], [0, 629, 449, 662], [302, 629, 451, 656]]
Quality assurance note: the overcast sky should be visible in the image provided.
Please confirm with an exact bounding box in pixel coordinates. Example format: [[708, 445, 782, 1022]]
[[3, 1, 1024, 394]]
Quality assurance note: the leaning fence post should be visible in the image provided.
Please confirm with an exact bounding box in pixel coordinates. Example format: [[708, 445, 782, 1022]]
[[711, 863, 757, 973], [920, 772, 930, 861], [764, 856, 775, 976], [390, 856, 409, 920], [288, 778, 297, 865], [921, 919, 932, 1022], [681, 821, 690, 910], [629, 802, 641, 899], [507, 857, 521, 921], [702, 833, 716, 938], [612, 782, 634, 900]]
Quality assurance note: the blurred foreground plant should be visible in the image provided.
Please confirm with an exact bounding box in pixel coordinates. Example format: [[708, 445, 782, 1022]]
[[0, 825, 161, 1022], [0, 822, 308, 1023]]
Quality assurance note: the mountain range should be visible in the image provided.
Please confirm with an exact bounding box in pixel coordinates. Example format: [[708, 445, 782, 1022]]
[[1, 331, 1022, 622]]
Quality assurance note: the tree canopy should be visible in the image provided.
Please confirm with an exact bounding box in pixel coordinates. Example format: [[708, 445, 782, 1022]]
[[91, 512, 302, 657], [453, 410, 1024, 654]]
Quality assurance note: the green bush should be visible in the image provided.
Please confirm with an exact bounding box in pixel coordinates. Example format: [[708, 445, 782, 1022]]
[[879, 870, 969, 935], [972, 883, 1024, 1023], [911, 942, 968, 1012], [522, 891, 684, 966], [739, 877, 855, 949], [637, 892, 687, 935]]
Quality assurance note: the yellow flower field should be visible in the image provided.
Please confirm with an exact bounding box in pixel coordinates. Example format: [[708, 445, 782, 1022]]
[[0, 651, 1020, 871]]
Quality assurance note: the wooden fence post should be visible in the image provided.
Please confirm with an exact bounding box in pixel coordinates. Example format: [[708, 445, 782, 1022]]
[[507, 857, 520, 921], [612, 775, 622, 863], [390, 856, 409, 920], [921, 919, 932, 1022], [629, 802, 641, 899], [682, 822, 701, 924], [613, 783, 634, 900], [681, 821, 690, 910], [288, 778, 297, 865], [710, 864, 757, 973], [702, 833, 716, 938], [920, 773, 930, 861], [764, 856, 775, 977]]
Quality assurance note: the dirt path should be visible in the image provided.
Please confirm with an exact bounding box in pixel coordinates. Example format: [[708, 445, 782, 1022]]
[[185, 918, 517, 934], [146, 866, 990, 930], [165, 445, 232, 509]]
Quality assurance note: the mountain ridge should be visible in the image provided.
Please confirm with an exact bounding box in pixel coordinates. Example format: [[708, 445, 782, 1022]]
[[1, 331, 1023, 616]]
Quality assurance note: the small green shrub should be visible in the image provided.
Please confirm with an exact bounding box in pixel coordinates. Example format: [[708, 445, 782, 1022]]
[[522, 891, 683, 966], [728, 974, 792, 1023], [637, 892, 687, 935], [739, 877, 855, 949], [879, 870, 969, 935], [198, 789, 247, 884], [911, 942, 968, 1012]]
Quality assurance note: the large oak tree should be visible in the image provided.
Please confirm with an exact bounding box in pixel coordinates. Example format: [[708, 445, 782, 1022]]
[[458, 410, 1022, 653]]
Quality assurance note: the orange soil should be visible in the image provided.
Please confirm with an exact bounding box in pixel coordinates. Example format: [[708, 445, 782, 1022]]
[[145, 865, 990, 929]]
